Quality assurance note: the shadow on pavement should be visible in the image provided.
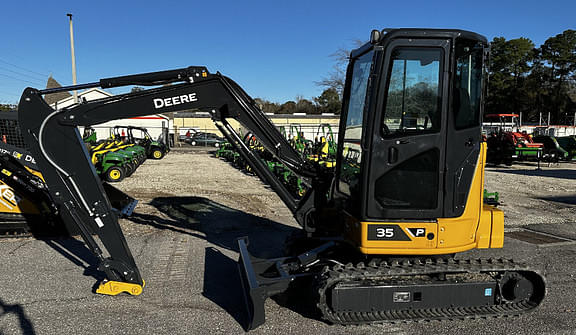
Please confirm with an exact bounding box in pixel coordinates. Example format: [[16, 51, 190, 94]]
[[538, 194, 576, 205], [202, 247, 247, 327], [33, 196, 301, 329], [134, 196, 303, 328], [491, 168, 576, 180], [42, 239, 104, 283], [129, 196, 297, 257], [0, 298, 36, 335]]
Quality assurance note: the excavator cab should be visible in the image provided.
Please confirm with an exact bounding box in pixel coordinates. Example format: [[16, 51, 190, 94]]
[[332, 30, 496, 255], [238, 30, 542, 330]]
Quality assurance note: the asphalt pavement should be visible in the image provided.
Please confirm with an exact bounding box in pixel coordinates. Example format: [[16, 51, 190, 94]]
[[1, 219, 576, 335], [1, 151, 575, 334]]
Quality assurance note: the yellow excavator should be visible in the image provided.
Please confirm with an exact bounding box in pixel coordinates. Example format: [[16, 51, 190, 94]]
[[0, 113, 138, 237], [16, 28, 545, 330]]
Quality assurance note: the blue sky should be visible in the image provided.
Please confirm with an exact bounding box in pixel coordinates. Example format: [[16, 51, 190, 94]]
[[1, 0, 574, 105]]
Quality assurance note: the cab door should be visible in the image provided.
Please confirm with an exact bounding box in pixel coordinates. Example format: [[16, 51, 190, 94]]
[[365, 39, 450, 220], [443, 39, 486, 217]]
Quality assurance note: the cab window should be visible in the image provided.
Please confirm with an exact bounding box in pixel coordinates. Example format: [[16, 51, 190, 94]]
[[338, 50, 373, 196], [382, 48, 442, 137]]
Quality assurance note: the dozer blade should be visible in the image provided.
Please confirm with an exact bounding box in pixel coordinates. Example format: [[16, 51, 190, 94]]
[[102, 182, 138, 217], [237, 237, 294, 331]]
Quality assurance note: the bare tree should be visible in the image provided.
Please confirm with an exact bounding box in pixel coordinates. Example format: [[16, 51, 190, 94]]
[[315, 40, 365, 97]]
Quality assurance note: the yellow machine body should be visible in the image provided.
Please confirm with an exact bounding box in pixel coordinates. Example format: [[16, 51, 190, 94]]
[[0, 167, 45, 215], [96, 280, 145, 296], [345, 143, 504, 255]]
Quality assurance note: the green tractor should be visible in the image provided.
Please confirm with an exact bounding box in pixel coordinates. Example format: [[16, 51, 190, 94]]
[[83, 128, 140, 182], [114, 126, 169, 160], [288, 124, 314, 158], [92, 151, 132, 182], [84, 127, 146, 166], [556, 136, 576, 160], [533, 135, 570, 162], [310, 123, 337, 168]]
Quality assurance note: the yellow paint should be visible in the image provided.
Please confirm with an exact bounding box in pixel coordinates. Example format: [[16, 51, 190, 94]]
[[108, 169, 122, 180], [96, 280, 145, 296], [435, 143, 488, 251], [24, 167, 45, 181], [91, 142, 106, 151], [476, 204, 493, 248], [0, 165, 47, 215], [347, 142, 504, 256], [489, 206, 504, 248], [320, 160, 336, 168]]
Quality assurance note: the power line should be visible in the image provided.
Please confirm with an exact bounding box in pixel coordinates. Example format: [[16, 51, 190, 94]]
[[0, 65, 46, 82], [0, 57, 69, 85], [0, 72, 44, 86], [0, 58, 50, 79]]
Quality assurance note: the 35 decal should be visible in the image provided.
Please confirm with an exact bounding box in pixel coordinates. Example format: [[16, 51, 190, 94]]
[[367, 225, 427, 241]]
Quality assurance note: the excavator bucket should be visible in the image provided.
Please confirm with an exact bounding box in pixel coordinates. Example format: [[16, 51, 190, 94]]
[[237, 237, 294, 331]]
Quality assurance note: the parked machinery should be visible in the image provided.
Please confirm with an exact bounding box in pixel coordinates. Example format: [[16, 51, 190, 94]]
[[556, 136, 576, 159], [109, 127, 148, 164], [83, 128, 139, 182], [484, 114, 544, 165], [532, 135, 570, 162], [216, 124, 339, 196], [0, 114, 137, 236], [113, 125, 169, 159], [308, 123, 337, 167], [17, 28, 545, 330]]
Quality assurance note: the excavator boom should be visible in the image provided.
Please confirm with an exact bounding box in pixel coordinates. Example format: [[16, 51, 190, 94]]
[[17, 66, 328, 293]]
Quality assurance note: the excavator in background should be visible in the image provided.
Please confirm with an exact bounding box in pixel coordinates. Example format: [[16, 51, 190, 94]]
[[16, 28, 545, 330], [0, 112, 138, 236]]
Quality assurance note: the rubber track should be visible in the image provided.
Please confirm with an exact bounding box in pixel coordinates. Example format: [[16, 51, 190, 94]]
[[316, 258, 545, 325], [0, 214, 32, 238]]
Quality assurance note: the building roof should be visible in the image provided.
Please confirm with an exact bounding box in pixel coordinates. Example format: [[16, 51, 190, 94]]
[[44, 76, 71, 106], [50, 88, 114, 109]]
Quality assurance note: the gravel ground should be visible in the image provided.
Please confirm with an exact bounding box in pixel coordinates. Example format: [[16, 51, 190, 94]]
[[485, 161, 576, 227], [1, 147, 575, 335]]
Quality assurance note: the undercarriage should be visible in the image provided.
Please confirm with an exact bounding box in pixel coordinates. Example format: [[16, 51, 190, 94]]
[[238, 237, 546, 329]]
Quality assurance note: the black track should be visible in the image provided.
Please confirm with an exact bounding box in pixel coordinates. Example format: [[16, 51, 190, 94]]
[[0, 213, 32, 237], [316, 258, 546, 324]]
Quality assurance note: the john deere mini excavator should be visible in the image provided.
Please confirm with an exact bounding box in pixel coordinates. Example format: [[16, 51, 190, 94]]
[[17, 28, 545, 330]]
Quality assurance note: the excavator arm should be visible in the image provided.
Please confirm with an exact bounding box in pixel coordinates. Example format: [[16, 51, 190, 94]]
[[17, 66, 325, 295]]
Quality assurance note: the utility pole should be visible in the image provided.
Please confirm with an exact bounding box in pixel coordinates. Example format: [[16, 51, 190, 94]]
[[67, 13, 78, 103]]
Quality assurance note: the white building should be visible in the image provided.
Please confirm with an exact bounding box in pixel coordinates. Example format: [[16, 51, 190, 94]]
[[52, 88, 172, 142]]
